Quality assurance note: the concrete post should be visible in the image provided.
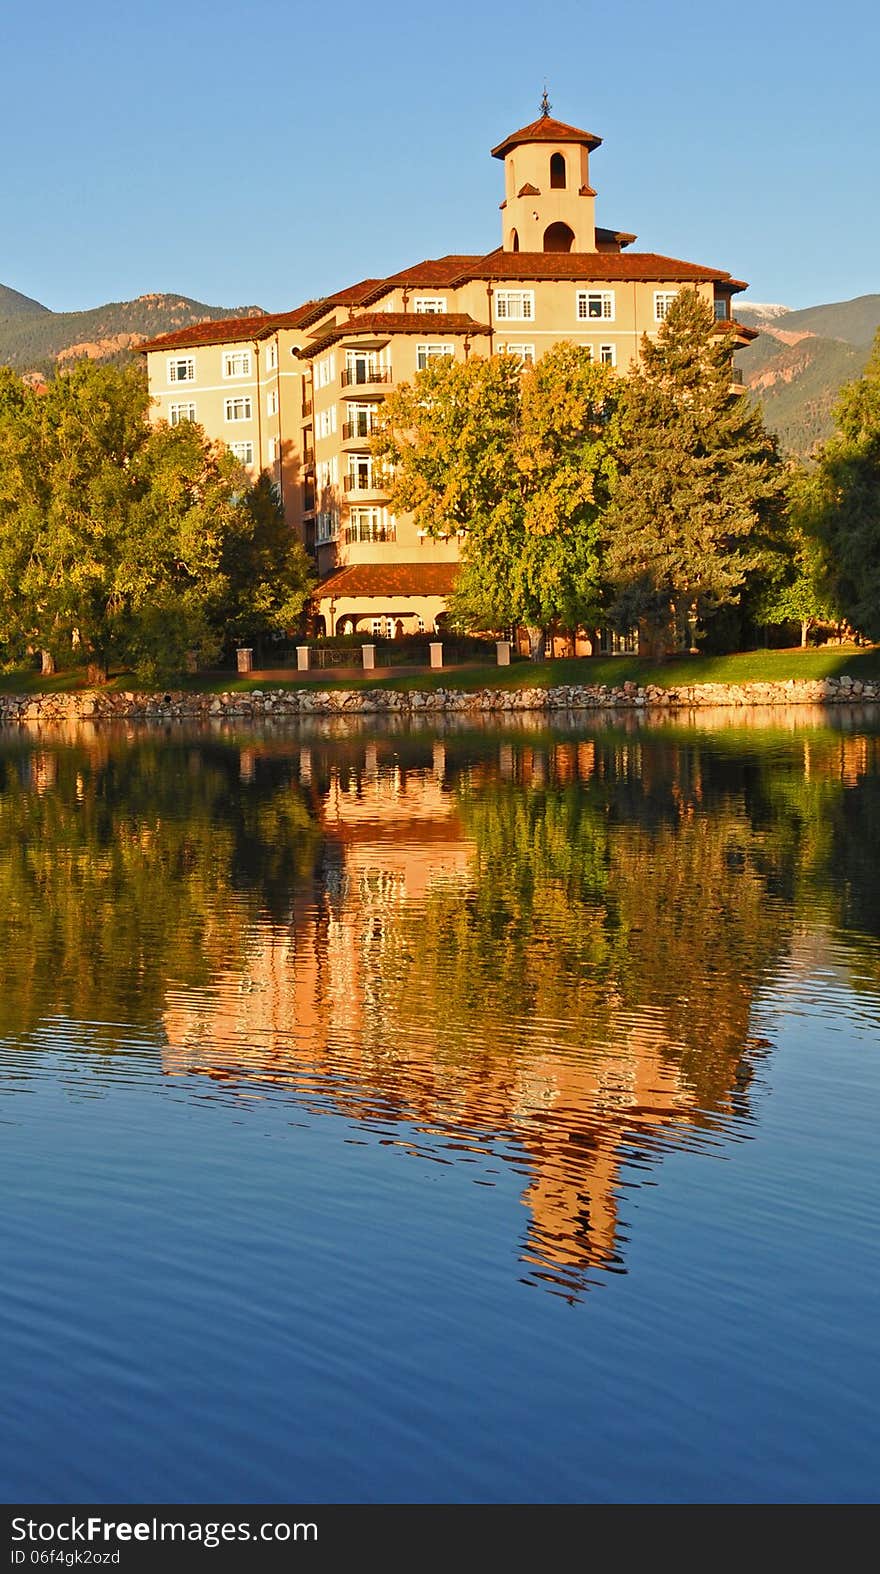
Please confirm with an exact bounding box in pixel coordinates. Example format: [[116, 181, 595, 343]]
[[296, 645, 310, 672], [496, 640, 511, 666], [429, 642, 443, 669], [236, 648, 253, 674], [362, 644, 376, 670]]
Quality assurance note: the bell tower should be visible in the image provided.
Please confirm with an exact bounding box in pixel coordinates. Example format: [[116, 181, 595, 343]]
[[492, 92, 602, 254]]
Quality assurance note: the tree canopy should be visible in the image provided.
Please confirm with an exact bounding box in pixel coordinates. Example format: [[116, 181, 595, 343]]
[[374, 344, 623, 647], [0, 361, 313, 681]]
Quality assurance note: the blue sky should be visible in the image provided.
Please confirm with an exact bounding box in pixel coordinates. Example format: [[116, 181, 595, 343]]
[[4, 0, 878, 314]]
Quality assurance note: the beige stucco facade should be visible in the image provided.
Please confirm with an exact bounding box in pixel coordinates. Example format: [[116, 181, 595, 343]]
[[140, 104, 754, 638]]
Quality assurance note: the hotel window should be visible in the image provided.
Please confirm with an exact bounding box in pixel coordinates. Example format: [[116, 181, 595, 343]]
[[416, 343, 454, 370], [230, 440, 255, 465], [316, 510, 339, 543], [168, 357, 195, 383], [371, 618, 382, 637], [268, 436, 280, 463], [494, 289, 534, 321], [500, 343, 535, 366], [224, 396, 252, 422], [347, 403, 374, 438], [347, 454, 374, 490], [266, 341, 278, 370], [345, 349, 381, 384], [267, 388, 278, 417], [169, 401, 196, 425], [714, 297, 729, 321], [316, 354, 336, 389], [317, 456, 338, 489], [316, 405, 337, 439], [599, 344, 616, 366], [577, 291, 614, 321], [654, 291, 679, 322], [414, 296, 447, 314], [222, 349, 252, 378]]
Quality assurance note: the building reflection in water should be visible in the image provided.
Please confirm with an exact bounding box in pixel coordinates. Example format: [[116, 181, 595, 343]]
[[160, 728, 821, 1299]]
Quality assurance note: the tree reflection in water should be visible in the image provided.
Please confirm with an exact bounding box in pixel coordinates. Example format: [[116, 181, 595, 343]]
[[1, 713, 878, 1299]]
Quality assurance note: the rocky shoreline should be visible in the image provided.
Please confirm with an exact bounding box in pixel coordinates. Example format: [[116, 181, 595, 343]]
[[1, 673, 878, 725]]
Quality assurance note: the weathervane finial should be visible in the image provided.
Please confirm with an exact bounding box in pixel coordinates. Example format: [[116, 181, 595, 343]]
[[540, 83, 551, 118]]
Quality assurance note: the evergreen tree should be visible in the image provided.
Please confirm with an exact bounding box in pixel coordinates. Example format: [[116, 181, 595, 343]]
[[603, 290, 783, 655], [811, 329, 880, 638], [752, 469, 839, 646]]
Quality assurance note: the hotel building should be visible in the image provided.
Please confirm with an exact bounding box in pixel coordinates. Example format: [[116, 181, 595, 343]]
[[139, 102, 756, 639]]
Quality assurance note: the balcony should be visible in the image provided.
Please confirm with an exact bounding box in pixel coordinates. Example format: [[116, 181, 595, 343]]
[[344, 522, 396, 545], [340, 366, 392, 392], [342, 419, 378, 442], [302, 399, 313, 417], [343, 470, 388, 494]]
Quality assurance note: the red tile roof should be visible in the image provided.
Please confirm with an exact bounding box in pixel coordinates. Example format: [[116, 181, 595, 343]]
[[360, 248, 745, 297], [140, 248, 747, 357], [715, 319, 760, 343], [296, 312, 491, 358], [314, 563, 460, 601], [137, 282, 385, 354], [491, 115, 602, 159], [453, 251, 746, 286], [295, 279, 385, 329], [137, 304, 319, 353]]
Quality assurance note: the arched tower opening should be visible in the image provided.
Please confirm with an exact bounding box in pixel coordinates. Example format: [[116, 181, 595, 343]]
[[509, 228, 520, 252], [550, 152, 566, 189], [543, 221, 575, 253]]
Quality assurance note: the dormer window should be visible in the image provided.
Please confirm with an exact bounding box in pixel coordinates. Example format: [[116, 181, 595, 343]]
[[550, 152, 566, 189]]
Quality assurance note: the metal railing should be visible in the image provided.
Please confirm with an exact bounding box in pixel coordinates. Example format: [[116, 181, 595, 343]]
[[340, 367, 392, 388], [344, 524, 396, 544], [344, 472, 387, 493], [342, 420, 377, 440]]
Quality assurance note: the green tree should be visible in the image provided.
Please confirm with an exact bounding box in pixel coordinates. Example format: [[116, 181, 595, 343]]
[[810, 329, 880, 639], [374, 345, 622, 655], [0, 362, 312, 682], [217, 471, 314, 651], [752, 471, 839, 646], [603, 290, 783, 656]]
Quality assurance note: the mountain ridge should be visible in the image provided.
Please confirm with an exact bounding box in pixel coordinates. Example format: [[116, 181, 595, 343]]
[[0, 289, 266, 374], [736, 293, 880, 455]]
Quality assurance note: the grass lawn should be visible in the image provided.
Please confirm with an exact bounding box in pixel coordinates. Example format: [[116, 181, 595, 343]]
[[3, 645, 880, 697]]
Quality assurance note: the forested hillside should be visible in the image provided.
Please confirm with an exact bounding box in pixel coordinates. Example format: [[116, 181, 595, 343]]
[[0, 288, 264, 375], [737, 294, 880, 455]]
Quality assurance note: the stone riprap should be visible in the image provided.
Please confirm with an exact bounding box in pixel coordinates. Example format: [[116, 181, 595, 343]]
[[0, 674, 878, 725]]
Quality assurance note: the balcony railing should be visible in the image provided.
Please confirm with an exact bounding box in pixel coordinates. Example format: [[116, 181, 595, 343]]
[[302, 399, 313, 416], [344, 523, 397, 544], [344, 472, 387, 493], [341, 366, 392, 388], [342, 420, 377, 441]]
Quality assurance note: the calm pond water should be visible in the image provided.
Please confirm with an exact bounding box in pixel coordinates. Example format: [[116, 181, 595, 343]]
[[1, 709, 879, 1504]]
